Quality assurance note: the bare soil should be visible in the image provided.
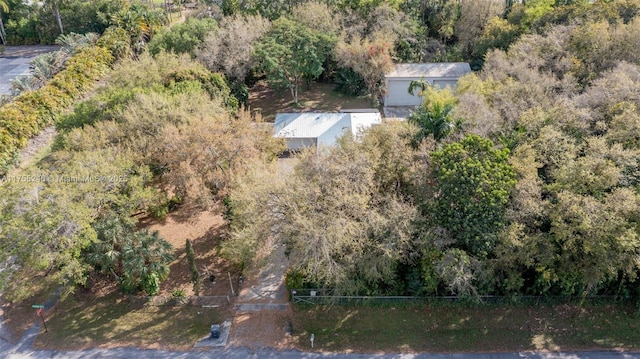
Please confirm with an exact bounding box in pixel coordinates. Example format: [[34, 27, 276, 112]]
[[137, 208, 236, 297], [228, 308, 295, 350]]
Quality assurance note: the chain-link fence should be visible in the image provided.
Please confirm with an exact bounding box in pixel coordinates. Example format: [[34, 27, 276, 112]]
[[290, 289, 632, 307]]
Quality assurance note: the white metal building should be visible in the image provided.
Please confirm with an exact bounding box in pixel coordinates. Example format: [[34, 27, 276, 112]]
[[273, 112, 382, 150], [383, 63, 472, 107]]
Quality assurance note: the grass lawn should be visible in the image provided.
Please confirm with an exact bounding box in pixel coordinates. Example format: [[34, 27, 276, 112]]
[[249, 81, 374, 122], [291, 304, 640, 353], [33, 288, 229, 351]]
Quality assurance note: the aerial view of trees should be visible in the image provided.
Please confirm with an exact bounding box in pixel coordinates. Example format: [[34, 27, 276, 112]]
[[0, 47, 281, 299], [218, 0, 640, 299], [2, 0, 640, 306]]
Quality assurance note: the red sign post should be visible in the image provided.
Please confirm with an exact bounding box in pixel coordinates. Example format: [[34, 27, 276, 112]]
[[31, 305, 48, 332]]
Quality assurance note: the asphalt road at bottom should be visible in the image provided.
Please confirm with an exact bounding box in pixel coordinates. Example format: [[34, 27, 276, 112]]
[[1, 343, 639, 359]]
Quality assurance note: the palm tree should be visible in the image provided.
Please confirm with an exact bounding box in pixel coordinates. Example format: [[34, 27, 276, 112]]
[[409, 101, 457, 142], [0, 0, 9, 45], [87, 215, 134, 280], [87, 214, 173, 295], [10, 75, 37, 95], [10, 50, 69, 95], [55, 32, 100, 54], [111, 3, 168, 54]]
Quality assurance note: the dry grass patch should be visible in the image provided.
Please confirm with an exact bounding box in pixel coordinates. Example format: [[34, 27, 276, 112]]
[[249, 81, 373, 122], [33, 284, 231, 350]]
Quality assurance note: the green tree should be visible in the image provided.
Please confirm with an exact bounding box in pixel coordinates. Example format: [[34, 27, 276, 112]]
[[224, 123, 424, 295], [423, 0, 461, 43], [44, 0, 67, 35], [546, 189, 640, 295], [408, 84, 460, 144], [0, 146, 159, 300], [334, 32, 395, 104], [431, 135, 516, 258], [255, 18, 334, 103], [471, 16, 520, 63], [88, 214, 173, 295], [110, 2, 167, 53], [148, 17, 217, 57], [0, 181, 96, 301], [221, 0, 239, 16]]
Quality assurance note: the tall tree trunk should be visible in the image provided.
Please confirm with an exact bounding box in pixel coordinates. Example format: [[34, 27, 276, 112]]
[[54, 3, 64, 35], [0, 16, 6, 45], [290, 83, 298, 104]]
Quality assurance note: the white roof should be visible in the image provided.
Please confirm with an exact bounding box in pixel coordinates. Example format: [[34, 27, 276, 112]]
[[274, 112, 381, 146], [386, 63, 471, 79]]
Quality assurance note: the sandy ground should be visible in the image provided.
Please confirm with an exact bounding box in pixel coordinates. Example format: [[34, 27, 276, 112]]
[[137, 208, 237, 297]]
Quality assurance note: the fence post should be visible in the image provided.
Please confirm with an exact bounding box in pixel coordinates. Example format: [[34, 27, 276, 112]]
[[228, 272, 235, 296]]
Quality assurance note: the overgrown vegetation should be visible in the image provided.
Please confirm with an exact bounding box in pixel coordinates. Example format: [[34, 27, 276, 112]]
[[0, 50, 282, 300], [3, 0, 640, 349], [0, 42, 113, 174], [222, 1, 640, 300]]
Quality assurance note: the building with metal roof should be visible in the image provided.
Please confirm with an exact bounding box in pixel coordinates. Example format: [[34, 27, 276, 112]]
[[273, 112, 382, 151], [383, 62, 471, 109]]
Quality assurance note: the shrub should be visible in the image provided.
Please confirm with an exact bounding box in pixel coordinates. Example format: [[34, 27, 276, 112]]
[[142, 273, 160, 296], [0, 44, 113, 175], [97, 27, 133, 61], [334, 68, 367, 96]]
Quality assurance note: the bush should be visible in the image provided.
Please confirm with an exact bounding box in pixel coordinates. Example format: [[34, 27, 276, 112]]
[[142, 273, 160, 296], [120, 275, 139, 295], [230, 80, 249, 107], [0, 44, 113, 175], [334, 68, 367, 96], [5, 17, 40, 45], [165, 66, 237, 109], [147, 18, 217, 57], [285, 269, 306, 290], [97, 27, 132, 61]]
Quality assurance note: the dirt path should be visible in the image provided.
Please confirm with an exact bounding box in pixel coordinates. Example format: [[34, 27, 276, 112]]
[[228, 234, 293, 349]]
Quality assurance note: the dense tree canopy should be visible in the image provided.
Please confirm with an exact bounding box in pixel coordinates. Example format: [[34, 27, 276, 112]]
[[255, 18, 334, 103], [5, 0, 640, 302], [221, 0, 640, 299], [0, 51, 282, 299]]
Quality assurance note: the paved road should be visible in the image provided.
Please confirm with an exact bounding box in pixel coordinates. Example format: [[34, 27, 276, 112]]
[[2, 344, 640, 359], [0, 45, 60, 95]]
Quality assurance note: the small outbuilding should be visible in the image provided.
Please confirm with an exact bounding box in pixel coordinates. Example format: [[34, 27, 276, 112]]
[[274, 111, 382, 151], [383, 63, 472, 107]]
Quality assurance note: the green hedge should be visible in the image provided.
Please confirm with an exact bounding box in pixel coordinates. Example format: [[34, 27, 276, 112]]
[[0, 45, 114, 175]]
